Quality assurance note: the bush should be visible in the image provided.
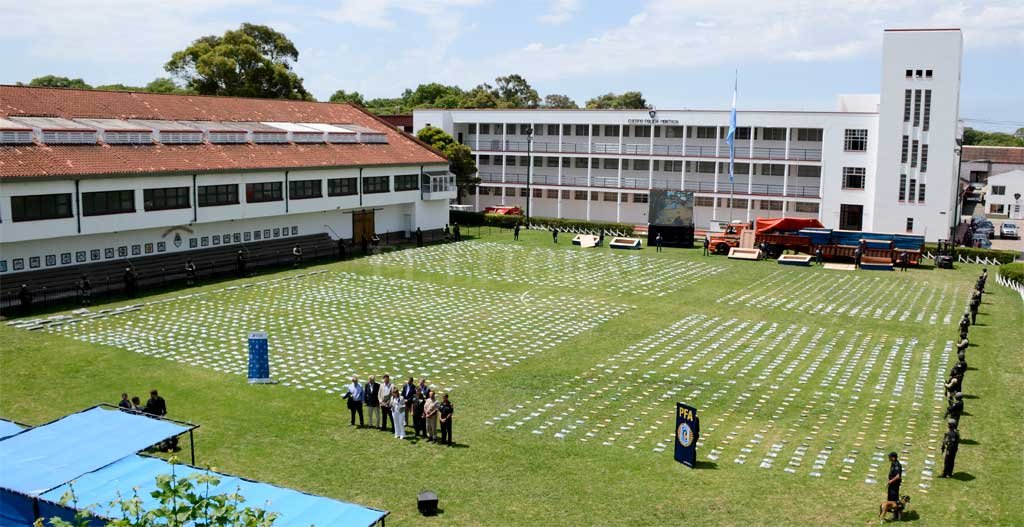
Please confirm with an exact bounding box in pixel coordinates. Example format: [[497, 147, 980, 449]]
[[449, 210, 485, 226], [923, 244, 1019, 264], [449, 211, 635, 235], [999, 262, 1024, 284]]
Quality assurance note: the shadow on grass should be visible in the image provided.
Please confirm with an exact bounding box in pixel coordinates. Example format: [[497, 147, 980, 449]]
[[951, 472, 976, 481], [899, 510, 921, 522], [960, 438, 979, 445], [694, 460, 718, 470], [963, 394, 979, 399]]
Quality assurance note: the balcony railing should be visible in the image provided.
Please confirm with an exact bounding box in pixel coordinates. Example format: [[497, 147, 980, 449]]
[[476, 172, 820, 198], [467, 137, 821, 161]]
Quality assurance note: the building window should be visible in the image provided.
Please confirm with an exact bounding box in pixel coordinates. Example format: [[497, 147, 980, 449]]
[[694, 196, 714, 207], [505, 156, 515, 166], [733, 127, 751, 140], [604, 125, 619, 137], [901, 136, 909, 163], [574, 190, 587, 200], [761, 128, 786, 141], [518, 188, 528, 197], [844, 129, 868, 152], [918, 182, 926, 202], [245, 182, 283, 203], [693, 161, 716, 174], [913, 89, 921, 127], [504, 187, 515, 196], [561, 190, 570, 199], [908, 179, 917, 202], [633, 193, 649, 203], [795, 128, 823, 142], [546, 189, 559, 199], [911, 140, 918, 167], [575, 124, 588, 136], [760, 164, 784, 177], [905, 69, 913, 78], [796, 202, 820, 214], [990, 204, 1005, 214], [899, 174, 907, 201], [362, 176, 390, 194], [575, 157, 588, 169], [198, 184, 239, 207], [289, 179, 322, 200], [920, 145, 928, 172], [664, 160, 683, 172], [480, 124, 490, 135], [603, 158, 619, 170], [633, 159, 650, 171], [467, 123, 476, 134], [622, 159, 630, 171], [561, 157, 570, 168], [394, 174, 419, 191], [634, 126, 651, 138], [760, 200, 783, 211], [903, 89, 912, 122], [477, 187, 491, 196], [82, 190, 135, 216], [992, 185, 1006, 196], [905, 218, 914, 232], [796, 165, 821, 178], [479, 155, 490, 166], [544, 124, 556, 136], [695, 126, 716, 139], [143, 187, 190, 211], [842, 167, 866, 190], [590, 191, 599, 201], [603, 192, 617, 202], [10, 193, 73, 222], [652, 160, 660, 172], [517, 124, 529, 135], [926, 69, 933, 78], [546, 157, 558, 168], [533, 188, 543, 198], [916, 69, 923, 78], [922, 90, 931, 131], [328, 178, 358, 196], [507, 125, 517, 136], [665, 126, 685, 138], [519, 156, 530, 167]]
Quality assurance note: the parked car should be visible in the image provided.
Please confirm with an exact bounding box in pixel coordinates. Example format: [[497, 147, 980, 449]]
[[972, 217, 995, 238], [971, 233, 992, 249], [1000, 222, 1020, 240]]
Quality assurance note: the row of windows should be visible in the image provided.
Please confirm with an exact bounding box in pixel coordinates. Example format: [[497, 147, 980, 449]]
[[898, 174, 927, 203], [8, 176, 412, 222], [468, 123, 824, 142], [905, 69, 934, 79], [900, 135, 929, 171], [476, 187, 817, 212], [0, 226, 300, 274], [477, 155, 819, 177], [903, 89, 933, 131]]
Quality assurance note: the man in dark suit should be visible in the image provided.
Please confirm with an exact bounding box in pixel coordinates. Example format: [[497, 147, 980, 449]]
[[364, 376, 381, 428], [144, 389, 167, 416]]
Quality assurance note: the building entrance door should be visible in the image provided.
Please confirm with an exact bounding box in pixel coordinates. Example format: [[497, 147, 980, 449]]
[[353, 210, 375, 245], [839, 204, 864, 231]]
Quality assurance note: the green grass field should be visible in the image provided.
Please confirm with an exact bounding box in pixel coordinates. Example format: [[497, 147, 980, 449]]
[[2, 228, 1021, 526]]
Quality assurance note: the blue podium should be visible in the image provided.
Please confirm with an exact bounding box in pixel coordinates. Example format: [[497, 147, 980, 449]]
[[247, 331, 272, 384]]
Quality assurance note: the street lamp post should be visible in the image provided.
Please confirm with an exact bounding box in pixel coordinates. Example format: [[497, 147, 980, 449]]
[[526, 127, 534, 224]]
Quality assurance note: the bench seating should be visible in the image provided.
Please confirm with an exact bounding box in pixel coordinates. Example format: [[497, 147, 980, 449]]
[[727, 248, 762, 260]]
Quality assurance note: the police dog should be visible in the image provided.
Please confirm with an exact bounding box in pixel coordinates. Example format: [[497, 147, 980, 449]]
[[879, 495, 910, 521]]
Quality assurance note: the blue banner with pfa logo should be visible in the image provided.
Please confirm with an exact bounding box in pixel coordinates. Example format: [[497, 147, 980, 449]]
[[675, 402, 700, 468], [247, 331, 272, 384]]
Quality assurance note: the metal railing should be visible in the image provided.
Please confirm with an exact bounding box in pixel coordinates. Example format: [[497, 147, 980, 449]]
[[466, 136, 822, 161], [477, 172, 820, 198]]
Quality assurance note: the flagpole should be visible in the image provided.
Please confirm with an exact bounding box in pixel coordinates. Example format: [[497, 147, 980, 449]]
[[727, 71, 738, 225]]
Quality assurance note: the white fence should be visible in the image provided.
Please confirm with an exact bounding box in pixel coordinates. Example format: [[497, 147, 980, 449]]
[[996, 273, 1024, 304]]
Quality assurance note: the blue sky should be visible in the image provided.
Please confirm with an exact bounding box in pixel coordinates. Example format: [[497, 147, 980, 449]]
[[2, 0, 1022, 132]]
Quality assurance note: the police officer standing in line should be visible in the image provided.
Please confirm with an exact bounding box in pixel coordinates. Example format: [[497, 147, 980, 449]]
[[815, 246, 823, 266], [977, 268, 987, 293], [513, 222, 521, 241], [969, 289, 981, 325], [959, 311, 971, 340], [941, 419, 961, 478], [945, 392, 964, 428], [886, 452, 902, 504], [702, 236, 710, 256]]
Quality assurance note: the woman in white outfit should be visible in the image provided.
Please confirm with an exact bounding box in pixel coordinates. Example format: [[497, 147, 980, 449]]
[[390, 387, 406, 439]]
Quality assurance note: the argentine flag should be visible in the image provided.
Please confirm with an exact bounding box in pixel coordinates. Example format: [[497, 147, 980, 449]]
[[726, 74, 737, 184]]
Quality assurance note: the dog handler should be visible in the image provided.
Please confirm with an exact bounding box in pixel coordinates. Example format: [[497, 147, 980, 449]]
[[886, 452, 902, 503]]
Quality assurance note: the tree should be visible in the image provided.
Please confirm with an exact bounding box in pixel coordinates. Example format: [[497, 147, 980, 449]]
[[463, 83, 499, 109], [962, 127, 1024, 147], [417, 126, 479, 204], [542, 94, 578, 109], [494, 74, 540, 108], [94, 83, 144, 92], [145, 78, 191, 94], [329, 90, 366, 106], [1014, 127, 1024, 140], [585, 91, 650, 109], [44, 461, 278, 527], [28, 75, 92, 89], [404, 83, 466, 109], [165, 23, 311, 100]]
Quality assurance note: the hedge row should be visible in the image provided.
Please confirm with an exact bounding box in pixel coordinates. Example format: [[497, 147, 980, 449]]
[[448, 211, 635, 235], [922, 243, 1020, 265], [999, 262, 1024, 284]]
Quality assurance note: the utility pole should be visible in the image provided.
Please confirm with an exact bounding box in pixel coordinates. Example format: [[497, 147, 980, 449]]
[[526, 127, 534, 224]]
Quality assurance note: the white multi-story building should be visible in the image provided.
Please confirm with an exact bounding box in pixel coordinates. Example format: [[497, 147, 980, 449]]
[[0, 86, 454, 279], [415, 29, 963, 241]]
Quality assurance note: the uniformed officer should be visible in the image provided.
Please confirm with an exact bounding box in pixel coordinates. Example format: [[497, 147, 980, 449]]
[[944, 374, 961, 400], [978, 268, 988, 293], [438, 393, 454, 445], [940, 419, 960, 478], [958, 312, 971, 340], [969, 291, 981, 325], [956, 337, 969, 356], [886, 452, 902, 503], [945, 392, 964, 427]]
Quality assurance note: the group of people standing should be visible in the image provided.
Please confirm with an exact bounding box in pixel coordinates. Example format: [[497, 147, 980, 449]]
[[344, 375, 455, 445], [116, 389, 178, 450]]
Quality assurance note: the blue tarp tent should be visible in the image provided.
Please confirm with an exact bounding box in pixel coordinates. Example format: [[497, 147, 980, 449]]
[[0, 406, 191, 497], [0, 419, 24, 440], [40, 456, 388, 527]]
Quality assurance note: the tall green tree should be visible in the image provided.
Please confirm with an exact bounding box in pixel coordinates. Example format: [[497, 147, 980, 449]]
[[417, 126, 479, 204], [27, 75, 92, 89], [165, 23, 310, 100], [495, 74, 540, 108], [145, 78, 191, 94], [962, 127, 1024, 147], [542, 94, 578, 109], [585, 91, 650, 109], [329, 89, 366, 106], [463, 83, 499, 108]]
